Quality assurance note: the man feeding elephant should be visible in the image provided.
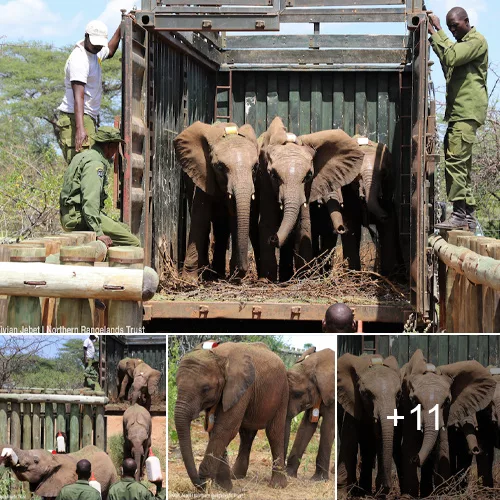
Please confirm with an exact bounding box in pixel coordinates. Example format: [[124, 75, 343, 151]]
[[428, 7, 488, 231]]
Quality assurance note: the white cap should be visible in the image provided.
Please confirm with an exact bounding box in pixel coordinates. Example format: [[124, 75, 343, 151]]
[[85, 20, 108, 47]]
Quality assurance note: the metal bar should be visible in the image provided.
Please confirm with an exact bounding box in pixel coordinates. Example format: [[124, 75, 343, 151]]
[[220, 63, 406, 71], [280, 8, 406, 23], [149, 15, 280, 31], [224, 49, 406, 65], [290, 0, 405, 4], [153, 5, 275, 13], [158, 0, 274, 4], [223, 34, 408, 49], [167, 31, 222, 66], [144, 300, 412, 322]]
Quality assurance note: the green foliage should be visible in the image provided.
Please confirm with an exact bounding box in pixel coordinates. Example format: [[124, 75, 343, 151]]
[[168, 339, 180, 431], [108, 434, 125, 473], [0, 470, 35, 499], [58, 338, 85, 371]]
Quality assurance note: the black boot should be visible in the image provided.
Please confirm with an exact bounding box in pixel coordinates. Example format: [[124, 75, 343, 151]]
[[465, 204, 478, 232], [435, 200, 468, 230]]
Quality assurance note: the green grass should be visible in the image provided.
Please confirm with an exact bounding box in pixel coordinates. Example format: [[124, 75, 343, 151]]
[[108, 434, 125, 472]]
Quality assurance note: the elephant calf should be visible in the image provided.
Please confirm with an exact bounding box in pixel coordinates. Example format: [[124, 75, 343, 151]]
[[286, 347, 335, 481], [0, 445, 117, 499], [174, 341, 289, 492], [123, 403, 152, 481]]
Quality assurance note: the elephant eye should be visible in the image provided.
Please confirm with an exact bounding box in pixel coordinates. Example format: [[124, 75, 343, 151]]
[[303, 171, 313, 183], [292, 391, 304, 399], [252, 163, 259, 172], [269, 169, 281, 182], [202, 385, 211, 393], [214, 162, 225, 172]]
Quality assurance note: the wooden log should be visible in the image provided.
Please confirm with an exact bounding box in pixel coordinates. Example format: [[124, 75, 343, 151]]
[[16, 240, 56, 256], [22, 403, 32, 449], [32, 403, 41, 449], [58, 233, 87, 246], [0, 393, 108, 404], [456, 233, 475, 333], [95, 406, 105, 450], [446, 231, 462, 333], [0, 402, 7, 444], [11, 402, 21, 448], [108, 247, 144, 331], [0, 263, 158, 301], [0, 246, 9, 328], [7, 247, 45, 330], [70, 231, 96, 243], [56, 403, 66, 435], [45, 402, 55, 450], [82, 405, 93, 448], [56, 246, 95, 329], [69, 403, 80, 452]]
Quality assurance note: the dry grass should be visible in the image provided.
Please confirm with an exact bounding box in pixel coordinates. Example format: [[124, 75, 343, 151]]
[[157, 248, 409, 307], [338, 463, 500, 499], [168, 418, 334, 499]]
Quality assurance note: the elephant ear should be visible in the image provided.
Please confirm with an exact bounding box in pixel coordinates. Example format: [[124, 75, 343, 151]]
[[174, 121, 225, 195], [439, 360, 496, 427], [238, 124, 259, 150], [148, 369, 162, 396], [405, 349, 428, 378], [217, 350, 256, 412], [313, 350, 335, 406], [337, 353, 370, 419], [300, 129, 365, 204], [261, 116, 288, 151], [383, 356, 399, 373], [34, 455, 74, 498], [296, 346, 317, 364]]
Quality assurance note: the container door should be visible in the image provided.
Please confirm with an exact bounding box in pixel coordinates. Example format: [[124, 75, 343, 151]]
[[409, 15, 434, 319], [119, 15, 152, 265]]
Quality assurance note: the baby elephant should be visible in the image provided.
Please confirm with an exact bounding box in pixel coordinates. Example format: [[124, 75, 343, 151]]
[[123, 404, 152, 481]]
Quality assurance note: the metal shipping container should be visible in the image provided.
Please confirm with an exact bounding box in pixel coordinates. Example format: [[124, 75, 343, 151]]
[[118, 0, 435, 328]]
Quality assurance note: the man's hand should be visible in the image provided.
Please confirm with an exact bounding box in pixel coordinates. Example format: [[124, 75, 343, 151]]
[[75, 127, 88, 153], [427, 13, 442, 32], [97, 235, 113, 248]]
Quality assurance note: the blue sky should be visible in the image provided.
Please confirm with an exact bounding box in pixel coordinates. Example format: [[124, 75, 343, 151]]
[[0, 0, 498, 102]]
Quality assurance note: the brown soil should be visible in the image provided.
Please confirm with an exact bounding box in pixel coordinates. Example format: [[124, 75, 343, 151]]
[[168, 418, 334, 500]]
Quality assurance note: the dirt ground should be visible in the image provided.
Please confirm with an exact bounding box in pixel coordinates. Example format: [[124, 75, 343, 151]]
[[168, 418, 334, 500], [108, 414, 166, 480]]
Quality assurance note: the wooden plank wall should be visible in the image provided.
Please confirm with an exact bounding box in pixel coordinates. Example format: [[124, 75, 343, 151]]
[[339, 335, 500, 367], [228, 70, 411, 265], [151, 32, 215, 272]]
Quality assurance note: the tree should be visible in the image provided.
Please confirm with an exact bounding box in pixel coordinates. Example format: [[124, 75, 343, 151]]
[[58, 338, 86, 370], [0, 42, 122, 152], [0, 336, 59, 387]]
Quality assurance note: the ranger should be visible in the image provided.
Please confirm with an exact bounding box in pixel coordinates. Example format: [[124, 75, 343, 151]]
[[108, 459, 164, 500], [428, 7, 488, 231], [55, 459, 100, 500], [59, 126, 140, 248]]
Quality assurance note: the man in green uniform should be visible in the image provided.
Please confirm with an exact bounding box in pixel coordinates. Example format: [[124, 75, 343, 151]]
[[56, 459, 100, 500], [428, 7, 488, 231], [60, 126, 140, 248], [108, 458, 164, 500]]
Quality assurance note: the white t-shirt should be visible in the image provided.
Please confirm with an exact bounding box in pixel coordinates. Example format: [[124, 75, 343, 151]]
[[58, 41, 110, 121], [83, 337, 96, 360]]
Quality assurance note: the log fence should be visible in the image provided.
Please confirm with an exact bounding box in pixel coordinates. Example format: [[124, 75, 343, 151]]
[[0, 389, 108, 452], [0, 231, 159, 331], [430, 231, 500, 333]]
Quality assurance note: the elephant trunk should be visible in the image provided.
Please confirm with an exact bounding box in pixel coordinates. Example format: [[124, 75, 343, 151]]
[[284, 415, 292, 460], [233, 186, 252, 276], [462, 423, 480, 455], [134, 449, 143, 481], [174, 403, 203, 489], [361, 149, 388, 221], [377, 406, 395, 492], [495, 399, 500, 433], [270, 198, 302, 248], [326, 198, 346, 234], [414, 414, 439, 467]]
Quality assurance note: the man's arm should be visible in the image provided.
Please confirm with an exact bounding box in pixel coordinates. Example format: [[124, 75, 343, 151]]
[[107, 25, 121, 59], [72, 81, 87, 152], [432, 31, 487, 68]]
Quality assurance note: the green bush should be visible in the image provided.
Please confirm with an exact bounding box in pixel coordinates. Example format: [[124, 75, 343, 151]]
[[168, 340, 180, 445], [108, 434, 125, 473]]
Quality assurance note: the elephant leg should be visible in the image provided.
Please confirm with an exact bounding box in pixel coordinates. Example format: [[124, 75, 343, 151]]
[[359, 424, 375, 495], [232, 428, 258, 479], [313, 406, 335, 481], [212, 201, 230, 279], [420, 451, 435, 497], [119, 374, 129, 401], [184, 186, 213, 280], [286, 410, 318, 478], [401, 417, 420, 497], [434, 425, 451, 494], [258, 177, 280, 281], [476, 414, 494, 488], [214, 449, 233, 491], [294, 202, 313, 275], [265, 403, 288, 488], [337, 412, 359, 491]]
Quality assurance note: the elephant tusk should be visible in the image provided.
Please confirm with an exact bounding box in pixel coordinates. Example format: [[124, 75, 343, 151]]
[[228, 193, 232, 200], [280, 203, 283, 211], [252, 194, 255, 200], [303, 202, 307, 207]]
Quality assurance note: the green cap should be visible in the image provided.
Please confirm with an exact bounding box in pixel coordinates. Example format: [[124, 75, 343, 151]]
[[93, 126, 124, 143]]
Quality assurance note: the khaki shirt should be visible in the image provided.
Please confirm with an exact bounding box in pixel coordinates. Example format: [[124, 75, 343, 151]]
[[430, 27, 488, 125], [108, 477, 154, 500], [55, 479, 101, 500], [59, 145, 110, 236]]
